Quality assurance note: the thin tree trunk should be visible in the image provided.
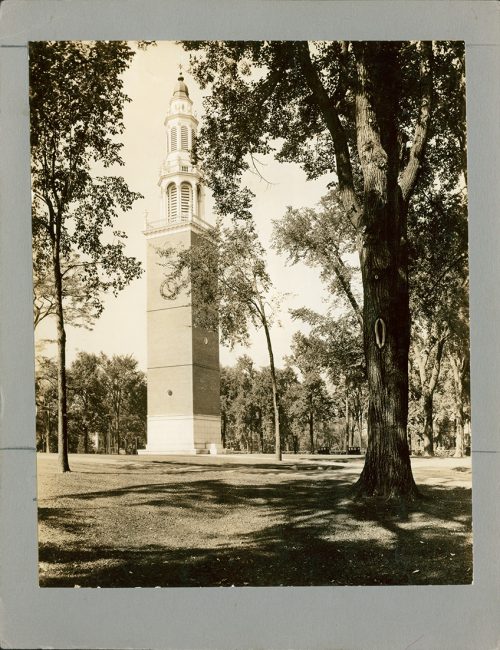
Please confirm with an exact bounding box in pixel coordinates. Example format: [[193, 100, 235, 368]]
[[221, 412, 226, 448], [45, 410, 51, 453], [421, 392, 434, 456], [344, 394, 350, 451], [416, 333, 447, 457], [257, 297, 282, 460], [450, 354, 466, 458], [309, 408, 315, 453], [259, 298, 281, 461], [53, 247, 70, 473], [116, 397, 121, 454], [454, 413, 464, 458]]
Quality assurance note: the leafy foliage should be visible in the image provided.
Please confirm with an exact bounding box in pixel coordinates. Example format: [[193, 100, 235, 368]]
[[30, 41, 144, 310], [220, 357, 339, 454], [35, 352, 147, 454]]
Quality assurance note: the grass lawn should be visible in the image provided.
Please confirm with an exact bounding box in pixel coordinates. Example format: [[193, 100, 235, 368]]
[[37, 453, 472, 587]]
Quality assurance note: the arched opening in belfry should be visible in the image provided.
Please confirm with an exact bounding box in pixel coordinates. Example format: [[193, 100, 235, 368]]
[[180, 182, 192, 221]]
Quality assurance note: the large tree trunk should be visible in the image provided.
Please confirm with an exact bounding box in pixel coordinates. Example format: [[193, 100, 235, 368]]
[[353, 43, 418, 500], [355, 237, 417, 498]]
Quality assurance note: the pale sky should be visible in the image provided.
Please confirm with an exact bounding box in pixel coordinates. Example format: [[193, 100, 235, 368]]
[[36, 41, 338, 371]]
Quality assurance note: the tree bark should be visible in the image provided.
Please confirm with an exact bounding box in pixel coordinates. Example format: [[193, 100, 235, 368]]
[[450, 354, 466, 458], [45, 410, 51, 453], [309, 408, 315, 453], [83, 426, 89, 454], [53, 239, 71, 472], [415, 333, 447, 457], [421, 392, 434, 456], [221, 412, 226, 448], [258, 297, 281, 460]]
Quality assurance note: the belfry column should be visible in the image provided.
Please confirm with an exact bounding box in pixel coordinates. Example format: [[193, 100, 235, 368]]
[[139, 75, 223, 455]]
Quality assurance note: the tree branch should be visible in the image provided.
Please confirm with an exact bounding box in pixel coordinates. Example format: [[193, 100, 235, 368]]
[[295, 42, 362, 229], [399, 41, 434, 202]]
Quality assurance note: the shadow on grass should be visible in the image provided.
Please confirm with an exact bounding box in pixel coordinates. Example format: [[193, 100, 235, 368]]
[[38, 464, 472, 588]]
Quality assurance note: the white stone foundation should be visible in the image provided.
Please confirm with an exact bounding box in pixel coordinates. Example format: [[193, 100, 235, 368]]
[[138, 414, 223, 455]]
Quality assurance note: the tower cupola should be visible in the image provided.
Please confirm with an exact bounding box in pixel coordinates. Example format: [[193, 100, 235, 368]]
[[149, 73, 206, 229], [172, 74, 189, 98]]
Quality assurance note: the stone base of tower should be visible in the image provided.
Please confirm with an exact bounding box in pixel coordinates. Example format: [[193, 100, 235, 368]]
[[138, 414, 224, 455]]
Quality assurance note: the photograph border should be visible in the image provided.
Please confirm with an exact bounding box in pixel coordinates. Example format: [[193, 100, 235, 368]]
[[1, 1, 499, 648]]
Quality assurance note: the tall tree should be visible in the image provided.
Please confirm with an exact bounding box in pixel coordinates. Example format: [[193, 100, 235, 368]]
[[183, 40, 466, 499], [30, 41, 143, 472], [160, 221, 284, 460]]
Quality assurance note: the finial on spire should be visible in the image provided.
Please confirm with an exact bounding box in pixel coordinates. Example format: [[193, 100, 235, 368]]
[[178, 63, 183, 80]]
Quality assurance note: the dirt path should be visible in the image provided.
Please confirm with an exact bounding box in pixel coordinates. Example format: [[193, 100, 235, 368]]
[[37, 453, 472, 587]]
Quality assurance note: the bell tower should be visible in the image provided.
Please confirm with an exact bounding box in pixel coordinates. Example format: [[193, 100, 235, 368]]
[[140, 74, 222, 455]]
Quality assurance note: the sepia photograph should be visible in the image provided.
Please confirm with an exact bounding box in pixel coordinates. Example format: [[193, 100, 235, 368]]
[[31, 39, 472, 589]]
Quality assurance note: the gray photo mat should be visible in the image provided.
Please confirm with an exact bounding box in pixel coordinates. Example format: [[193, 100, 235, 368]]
[[0, 1, 499, 648]]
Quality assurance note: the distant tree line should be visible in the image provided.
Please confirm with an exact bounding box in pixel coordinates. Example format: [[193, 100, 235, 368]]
[[35, 352, 147, 455], [220, 356, 341, 455]]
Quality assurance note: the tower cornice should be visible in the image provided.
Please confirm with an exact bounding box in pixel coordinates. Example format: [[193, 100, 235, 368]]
[[164, 113, 198, 127], [144, 215, 212, 239]]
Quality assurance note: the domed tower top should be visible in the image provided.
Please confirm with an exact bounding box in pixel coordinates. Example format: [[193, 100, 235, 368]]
[[173, 74, 189, 98], [168, 73, 194, 118]]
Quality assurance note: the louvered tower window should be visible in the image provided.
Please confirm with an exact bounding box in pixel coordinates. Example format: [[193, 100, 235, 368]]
[[180, 183, 192, 221], [180, 125, 189, 150], [191, 129, 196, 151], [170, 127, 177, 151], [167, 184, 178, 222]]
